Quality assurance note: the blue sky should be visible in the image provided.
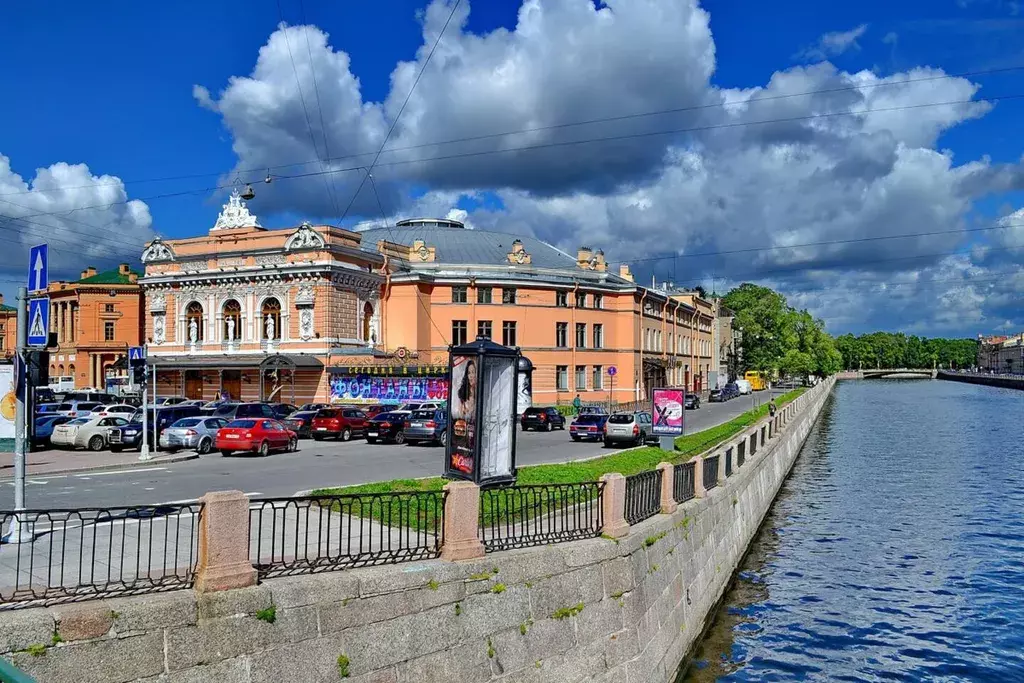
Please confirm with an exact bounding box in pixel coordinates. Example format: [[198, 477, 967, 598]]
[[1, 0, 1022, 335]]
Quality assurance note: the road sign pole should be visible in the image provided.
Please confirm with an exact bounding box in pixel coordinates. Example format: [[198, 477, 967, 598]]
[[139, 358, 151, 461], [5, 287, 33, 544]]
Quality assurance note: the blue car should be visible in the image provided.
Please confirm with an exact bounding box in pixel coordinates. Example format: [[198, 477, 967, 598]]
[[402, 408, 448, 447], [35, 402, 61, 416], [33, 415, 72, 446]]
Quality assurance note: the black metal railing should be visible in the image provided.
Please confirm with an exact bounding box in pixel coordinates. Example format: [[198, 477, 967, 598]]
[[0, 503, 201, 609], [478, 483, 604, 552], [249, 491, 445, 579], [725, 448, 733, 477], [624, 469, 662, 525], [703, 455, 720, 490], [672, 461, 695, 503]]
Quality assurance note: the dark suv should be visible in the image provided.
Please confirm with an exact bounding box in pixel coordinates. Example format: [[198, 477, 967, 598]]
[[520, 407, 566, 431], [209, 402, 277, 421], [108, 405, 203, 451]]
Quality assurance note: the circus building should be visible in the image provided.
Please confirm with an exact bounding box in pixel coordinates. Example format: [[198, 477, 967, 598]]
[[139, 190, 385, 403]]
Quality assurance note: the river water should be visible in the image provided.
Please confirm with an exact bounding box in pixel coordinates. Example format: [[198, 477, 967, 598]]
[[678, 379, 1024, 682]]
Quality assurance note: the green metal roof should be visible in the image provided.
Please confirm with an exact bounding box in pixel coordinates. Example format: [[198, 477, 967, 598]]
[[0, 303, 15, 312], [77, 267, 140, 285]]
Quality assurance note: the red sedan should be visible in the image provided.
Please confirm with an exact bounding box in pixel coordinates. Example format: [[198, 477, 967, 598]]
[[216, 419, 297, 457]]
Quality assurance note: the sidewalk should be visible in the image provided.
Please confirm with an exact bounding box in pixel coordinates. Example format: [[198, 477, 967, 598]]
[[0, 449, 198, 480]]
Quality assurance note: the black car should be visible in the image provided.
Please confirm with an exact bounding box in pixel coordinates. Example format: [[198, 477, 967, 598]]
[[283, 410, 318, 438], [569, 413, 609, 441], [270, 403, 298, 420], [684, 393, 701, 410], [107, 405, 203, 451], [365, 412, 406, 444], [209, 402, 277, 421], [520, 406, 566, 431], [709, 388, 725, 402], [723, 383, 740, 400]]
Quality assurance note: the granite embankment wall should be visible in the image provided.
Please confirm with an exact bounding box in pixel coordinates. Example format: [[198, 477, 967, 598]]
[[0, 379, 835, 683], [937, 370, 1024, 390]]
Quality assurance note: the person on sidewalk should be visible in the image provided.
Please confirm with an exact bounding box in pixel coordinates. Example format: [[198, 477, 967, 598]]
[[769, 397, 777, 418], [572, 394, 582, 415]]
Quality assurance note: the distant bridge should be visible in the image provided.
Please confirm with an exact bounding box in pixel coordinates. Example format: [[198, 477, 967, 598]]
[[839, 368, 938, 379]]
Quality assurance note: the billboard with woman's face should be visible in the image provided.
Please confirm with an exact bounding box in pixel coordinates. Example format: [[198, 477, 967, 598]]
[[448, 355, 478, 476]]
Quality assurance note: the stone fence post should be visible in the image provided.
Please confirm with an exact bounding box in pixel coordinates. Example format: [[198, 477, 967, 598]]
[[599, 473, 630, 538], [440, 481, 485, 561], [693, 457, 706, 498], [656, 462, 677, 514], [195, 490, 257, 593]]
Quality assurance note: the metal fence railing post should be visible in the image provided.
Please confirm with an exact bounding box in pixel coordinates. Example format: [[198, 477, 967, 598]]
[[440, 481, 485, 561], [656, 462, 677, 515], [599, 473, 629, 539], [693, 457, 706, 498], [195, 490, 257, 593]]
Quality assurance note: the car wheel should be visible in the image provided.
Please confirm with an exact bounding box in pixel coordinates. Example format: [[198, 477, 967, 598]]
[[545, 422, 552, 432], [288, 437, 297, 452], [220, 450, 233, 457], [340, 428, 352, 442], [603, 439, 613, 448], [88, 435, 105, 452], [571, 435, 581, 442], [394, 431, 406, 445], [366, 438, 377, 445], [439, 431, 447, 447], [197, 438, 212, 455], [312, 434, 324, 441], [110, 446, 123, 453], [258, 441, 270, 457]]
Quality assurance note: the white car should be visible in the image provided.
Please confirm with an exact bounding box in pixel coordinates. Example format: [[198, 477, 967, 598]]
[[50, 416, 130, 451], [92, 404, 139, 418], [735, 379, 752, 395]]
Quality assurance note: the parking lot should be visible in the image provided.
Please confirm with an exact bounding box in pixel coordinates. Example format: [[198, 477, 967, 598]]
[[3, 390, 784, 510]]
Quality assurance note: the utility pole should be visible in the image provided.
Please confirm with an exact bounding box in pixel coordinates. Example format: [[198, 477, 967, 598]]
[[139, 359, 151, 461], [5, 287, 32, 543]]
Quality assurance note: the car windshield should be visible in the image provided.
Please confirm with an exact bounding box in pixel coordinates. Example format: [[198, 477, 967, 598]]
[[524, 408, 544, 415], [574, 415, 604, 424], [607, 414, 635, 424], [171, 418, 202, 428], [411, 410, 435, 419], [213, 404, 239, 416], [372, 412, 399, 421], [67, 418, 91, 425], [56, 403, 73, 411], [226, 419, 257, 428], [316, 409, 340, 418]]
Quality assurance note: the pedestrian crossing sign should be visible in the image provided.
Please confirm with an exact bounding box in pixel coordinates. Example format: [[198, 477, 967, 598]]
[[27, 297, 49, 347]]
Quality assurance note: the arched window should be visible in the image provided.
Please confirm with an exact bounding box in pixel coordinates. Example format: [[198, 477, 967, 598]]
[[58, 363, 65, 375], [223, 300, 241, 342], [363, 302, 374, 343], [68, 363, 75, 380], [261, 297, 281, 341], [186, 302, 204, 342]]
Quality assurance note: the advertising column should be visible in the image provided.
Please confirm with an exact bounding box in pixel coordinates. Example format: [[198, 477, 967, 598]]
[[651, 387, 685, 451]]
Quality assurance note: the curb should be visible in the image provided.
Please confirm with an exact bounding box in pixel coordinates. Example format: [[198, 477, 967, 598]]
[[0, 452, 200, 481]]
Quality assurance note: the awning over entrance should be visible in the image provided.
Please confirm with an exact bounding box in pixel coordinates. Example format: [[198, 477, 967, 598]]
[[146, 354, 324, 369]]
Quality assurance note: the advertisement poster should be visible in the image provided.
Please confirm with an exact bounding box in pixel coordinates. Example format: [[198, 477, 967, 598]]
[[329, 375, 449, 405], [0, 365, 15, 440], [478, 359, 515, 480], [651, 387, 684, 436], [448, 356, 477, 476], [516, 356, 533, 417]]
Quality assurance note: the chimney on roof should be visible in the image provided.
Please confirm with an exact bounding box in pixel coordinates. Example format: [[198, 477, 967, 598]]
[[619, 264, 633, 282], [576, 246, 593, 269], [119, 263, 130, 275], [81, 266, 97, 279]]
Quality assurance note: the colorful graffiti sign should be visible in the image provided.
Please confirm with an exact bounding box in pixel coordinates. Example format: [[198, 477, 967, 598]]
[[329, 374, 449, 405]]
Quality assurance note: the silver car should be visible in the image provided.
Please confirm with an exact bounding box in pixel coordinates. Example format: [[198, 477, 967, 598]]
[[159, 417, 228, 455], [603, 411, 656, 447], [51, 416, 130, 451]]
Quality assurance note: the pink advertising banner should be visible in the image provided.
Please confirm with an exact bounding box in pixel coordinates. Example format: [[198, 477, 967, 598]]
[[651, 387, 684, 436]]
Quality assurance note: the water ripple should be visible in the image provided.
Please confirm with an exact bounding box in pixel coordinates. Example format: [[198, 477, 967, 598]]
[[678, 380, 1024, 682]]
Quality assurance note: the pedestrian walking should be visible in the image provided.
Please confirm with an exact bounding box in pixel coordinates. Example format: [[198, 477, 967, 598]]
[[572, 393, 582, 415], [768, 397, 777, 418]]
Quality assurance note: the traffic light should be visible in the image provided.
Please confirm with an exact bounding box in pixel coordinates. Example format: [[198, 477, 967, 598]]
[[132, 363, 147, 387]]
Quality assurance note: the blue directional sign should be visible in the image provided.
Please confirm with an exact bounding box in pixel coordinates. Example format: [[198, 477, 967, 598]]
[[27, 297, 49, 347], [27, 244, 48, 292], [128, 346, 146, 364], [607, 366, 617, 377]]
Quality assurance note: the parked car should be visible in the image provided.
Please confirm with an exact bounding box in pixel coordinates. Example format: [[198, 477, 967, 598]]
[[269, 403, 298, 420], [54, 401, 104, 418], [215, 419, 297, 456], [311, 407, 368, 441], [365, 411, 406, 444], [109, 405, 205, 451], [153, 396, 188, 406], [33, 415, 72, 446], [33, 388, 57, 404], [209, 402, 277, 421], [63, 391, 118, 404], [159, 417, 229, 454], [35, 402, 61, 416], [520, 406, 566, 431], [282, 411, 318, 438], [51, 415, 130, 451], [92, 403, 139, 418], [603, 412, 654, 447], [684, 393, 701, 410], [735, 379, 752, 395], [361, 404, 391, 419], [178, 399, 209, 408], [723, 383, 740, 400], [578, 406, 609, 416], [107, 415, 145, 452], [569, 413, 610, 441], [299, 403, 330, 412], [403, 409, 448, 447]]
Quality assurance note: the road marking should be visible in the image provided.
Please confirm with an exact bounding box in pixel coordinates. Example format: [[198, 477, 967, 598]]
[[244, 492, 263, 498], [74, 467, 167, 478]]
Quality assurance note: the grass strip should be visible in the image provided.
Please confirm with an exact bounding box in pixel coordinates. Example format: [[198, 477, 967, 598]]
[[311, 388, 805, 531]]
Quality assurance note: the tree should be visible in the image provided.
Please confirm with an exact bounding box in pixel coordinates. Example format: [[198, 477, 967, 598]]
[[722, 284, 796, 372]]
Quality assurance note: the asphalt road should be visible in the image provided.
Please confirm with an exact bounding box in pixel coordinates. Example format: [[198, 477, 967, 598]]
[[3, 390, 784, 510]]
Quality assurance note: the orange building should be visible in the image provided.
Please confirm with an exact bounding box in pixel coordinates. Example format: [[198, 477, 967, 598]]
[[0, 294, 15, 362], [140, 190, 383, 403], [45, 264, 145, 390]]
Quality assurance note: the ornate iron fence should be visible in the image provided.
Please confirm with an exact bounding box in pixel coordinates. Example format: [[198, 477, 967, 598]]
[[703, 455, 720, 490], [672, 461, 695, 503], [624, 469, 662, 525], [249, 491, 446, 579], [478, 483, 604, 552], [0, 503, 201, 609]]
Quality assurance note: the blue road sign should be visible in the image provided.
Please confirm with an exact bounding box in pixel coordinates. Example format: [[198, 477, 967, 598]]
[[27, 297, 49, 347], [128, 346, 146, 363], [27, 244, 48, 292], [607, 366, 617, 376]]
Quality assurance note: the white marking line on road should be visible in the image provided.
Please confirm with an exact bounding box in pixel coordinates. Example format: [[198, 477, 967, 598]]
[[74, 467, 167, 478]]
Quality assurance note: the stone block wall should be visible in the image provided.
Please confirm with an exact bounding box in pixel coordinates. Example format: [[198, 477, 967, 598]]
[[1, 381, 834, 683]]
